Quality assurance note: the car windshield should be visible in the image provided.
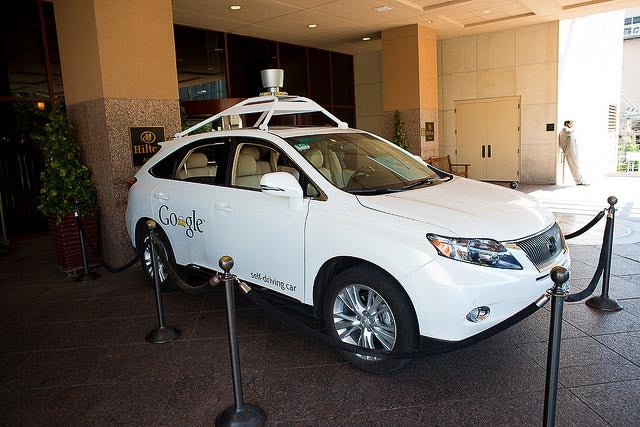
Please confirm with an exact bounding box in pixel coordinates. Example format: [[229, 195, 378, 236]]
[[286, 132, 446, 195]]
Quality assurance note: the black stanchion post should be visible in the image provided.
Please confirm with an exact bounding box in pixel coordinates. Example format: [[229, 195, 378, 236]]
[[74, 201, 99, 283], [145, 220, 181, 344], [543, 266, 569, 427], [215, 256, 266, 427], [586, 196, 623, 312]]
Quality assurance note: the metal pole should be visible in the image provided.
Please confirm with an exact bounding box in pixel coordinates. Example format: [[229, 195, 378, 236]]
[[215, 255, 265, 427], [145, 220, 181, 344], [586, 196, 623, 312], [543, 266, 569, 427], [74, 201, 99, 282]]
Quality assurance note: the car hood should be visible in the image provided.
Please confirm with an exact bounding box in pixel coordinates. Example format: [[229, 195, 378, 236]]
[[356, 179, 555, 241]]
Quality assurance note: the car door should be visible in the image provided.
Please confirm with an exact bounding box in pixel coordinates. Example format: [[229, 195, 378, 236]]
[[151, 138, 230, 270], [213, 138, 308, 301]]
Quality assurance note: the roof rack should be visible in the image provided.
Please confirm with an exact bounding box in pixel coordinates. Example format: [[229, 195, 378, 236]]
[[175, 95, 348, 138]]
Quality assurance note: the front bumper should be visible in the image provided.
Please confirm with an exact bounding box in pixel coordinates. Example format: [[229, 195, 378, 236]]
[[400, 247, 570, 342]]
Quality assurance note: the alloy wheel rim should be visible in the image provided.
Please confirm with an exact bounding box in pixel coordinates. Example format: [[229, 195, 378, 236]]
[[143, 236, 168, 284], [332, 284, 396, 360]]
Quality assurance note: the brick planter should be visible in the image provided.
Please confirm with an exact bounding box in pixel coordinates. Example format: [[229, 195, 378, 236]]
[[48, 213, 99, 274]]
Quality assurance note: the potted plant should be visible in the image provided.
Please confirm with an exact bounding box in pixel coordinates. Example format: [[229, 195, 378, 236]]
[[38, 103, 99, 273], [393, 110, 408, 150]]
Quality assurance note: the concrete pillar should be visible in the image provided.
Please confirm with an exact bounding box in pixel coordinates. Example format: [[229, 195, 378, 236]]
[[382, 24, 439, 159], [53, 0, 181, 264]]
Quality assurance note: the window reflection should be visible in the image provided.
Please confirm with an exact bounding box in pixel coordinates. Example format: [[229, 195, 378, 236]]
[[174, 26, 227, 101]]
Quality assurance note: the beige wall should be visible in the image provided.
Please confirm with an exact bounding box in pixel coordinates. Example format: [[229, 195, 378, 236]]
[[54, 0, 179, 104], [354, 51, 383, 136], [438, 22, 559, 183]]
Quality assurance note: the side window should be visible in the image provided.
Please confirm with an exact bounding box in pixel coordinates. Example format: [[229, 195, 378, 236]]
[[232, 143, 278, 189], [230, 140, 321, 198], [149, 137, 231, 184], [175, 141, 230, 185]]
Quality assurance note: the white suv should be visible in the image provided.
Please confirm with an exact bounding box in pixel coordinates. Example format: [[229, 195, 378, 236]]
[[126, 93, 569, 373]]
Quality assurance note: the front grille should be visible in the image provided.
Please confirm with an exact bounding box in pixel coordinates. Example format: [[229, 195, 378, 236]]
[[512, 223, 565, 271]]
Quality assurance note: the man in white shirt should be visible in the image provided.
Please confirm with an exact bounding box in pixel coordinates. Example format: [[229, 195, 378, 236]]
[[558, 120, 588, 186]]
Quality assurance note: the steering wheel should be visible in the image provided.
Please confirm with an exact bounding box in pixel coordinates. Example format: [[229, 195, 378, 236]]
[[345, 165, 375, 188]]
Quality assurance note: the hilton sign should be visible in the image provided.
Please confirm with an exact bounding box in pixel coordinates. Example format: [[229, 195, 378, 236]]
[[130, 126, 165, 166]]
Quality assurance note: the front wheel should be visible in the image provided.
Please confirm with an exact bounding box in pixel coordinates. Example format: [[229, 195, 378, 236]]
[[323, 265, 419, 373]]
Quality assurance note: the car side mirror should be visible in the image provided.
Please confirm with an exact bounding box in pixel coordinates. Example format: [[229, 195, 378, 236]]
[[260, 172, 304, 210]]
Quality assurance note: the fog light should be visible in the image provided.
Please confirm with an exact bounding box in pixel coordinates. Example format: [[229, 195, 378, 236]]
[[466, 306, 490, 323]]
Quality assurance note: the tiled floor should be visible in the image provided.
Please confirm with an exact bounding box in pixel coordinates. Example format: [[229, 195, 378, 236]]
[[1, 179, 639, 426]]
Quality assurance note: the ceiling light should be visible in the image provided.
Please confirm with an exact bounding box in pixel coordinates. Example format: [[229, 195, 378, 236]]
[[483, 10, 491, 14], [307, 23, 318, 28], [374, 5, 392, 12], [229, 5, 241, 10], [427, 20, 433, 24], [362, 37, 371, 41]]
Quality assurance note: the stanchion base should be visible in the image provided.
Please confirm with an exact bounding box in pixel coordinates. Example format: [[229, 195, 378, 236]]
[[75, 271, 100, 283], [215, 404, 266, 427], [145, 325, 181, 344], [586, 295, 623, 312]]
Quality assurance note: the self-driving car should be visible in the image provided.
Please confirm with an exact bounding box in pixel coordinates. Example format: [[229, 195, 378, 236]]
[[126, 72, 569, 373]]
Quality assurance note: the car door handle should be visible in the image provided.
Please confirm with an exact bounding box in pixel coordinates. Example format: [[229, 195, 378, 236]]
[[154, 192, 169, 200], [215, 203, 234, 213]]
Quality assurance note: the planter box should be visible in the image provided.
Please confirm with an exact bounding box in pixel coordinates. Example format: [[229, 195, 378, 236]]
[[48, 213, 99, 274]]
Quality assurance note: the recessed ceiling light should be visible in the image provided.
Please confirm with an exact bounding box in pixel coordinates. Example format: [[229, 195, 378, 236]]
[[307, 23, 318, 28], [483, 10, 491, 14], [427, 20, 433, 24], [362, 37, 371, 41], [374, 5, 392, 12], [229, 5, 241, 10]]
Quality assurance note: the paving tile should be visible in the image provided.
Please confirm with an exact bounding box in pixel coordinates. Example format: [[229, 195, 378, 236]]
[[559, 362, 640, 388], [499, 307, 586, 345], [4, 347, 106, 388], [41, 318, 133, 350], [35, 280, 99, 302], [3, 286, 53, 305], [0, 385, 74, 426], [177, 335, 266, 378], [568, 260, 598, 280], [569, 275, 640, 300], [562, 303, 640, 335], [74, 294, 149, 320], [136, 290, 206, 316], [619, 298, 640, 317], [5, 299, 86, 325], [192, 308, 266, 339], [595, 331, 640, 366], [612, 243, 640, 258], [117, 312, 199, 344], [0, 323, 63, 353], [162, 371, 264, 426], [568, 244, 603, 263], [94, 341, 189, 383], [518, 336, 631, 370], [289, 389, 606, 427], [0, 352, 31, 384], [623, 273, 640, 286], [570, 379, 640, 425], [610, 255, 640, 275], [263, 332, 343, 369], [57, 379, 176, 425]]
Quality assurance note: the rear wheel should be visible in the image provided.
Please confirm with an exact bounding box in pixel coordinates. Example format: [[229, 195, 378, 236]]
[[138, 225, 178, 292], [323, 265, 419, 373]]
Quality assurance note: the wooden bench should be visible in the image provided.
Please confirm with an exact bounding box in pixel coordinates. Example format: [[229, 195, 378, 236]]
[[426, 155, 470, 178]]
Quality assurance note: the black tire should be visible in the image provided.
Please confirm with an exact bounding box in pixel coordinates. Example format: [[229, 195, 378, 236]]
[[137, 224, 178, 292], [323, 265, 419, 373]]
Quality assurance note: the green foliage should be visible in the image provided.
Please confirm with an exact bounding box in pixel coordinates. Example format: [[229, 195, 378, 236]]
[[393, 110, 408, 150], [38, 103, 97, 224]]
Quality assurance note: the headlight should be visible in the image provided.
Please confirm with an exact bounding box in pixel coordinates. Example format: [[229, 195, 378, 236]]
[[427, 234, 522, 270]]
